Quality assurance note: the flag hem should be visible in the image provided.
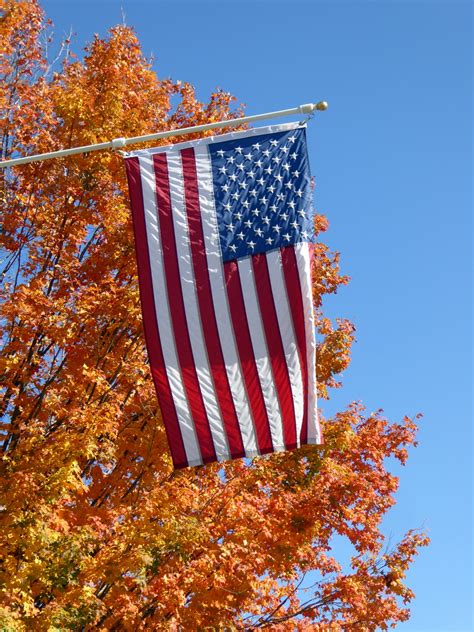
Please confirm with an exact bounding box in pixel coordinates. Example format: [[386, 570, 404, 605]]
[[124, 122, 306, 159], [174, 439, 323, 469]]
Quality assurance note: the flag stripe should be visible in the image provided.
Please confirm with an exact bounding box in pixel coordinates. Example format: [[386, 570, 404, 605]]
[[294, 242, 321, 443], [153, 153, 217, 463], [266, 249, 305, 446], [180, 147, 246, 459], [280, 246, 309, 444], [165, 151, 232, 460], [194, 146, 260, 457], [223, 261, 274, 454], [237, 257, 285, 451], [125, 158, 188, 469], [137, 155, 203, 466], [252, 253, 298, 450]]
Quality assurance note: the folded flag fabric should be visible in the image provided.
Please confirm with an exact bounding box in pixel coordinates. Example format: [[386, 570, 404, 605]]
[[124, 122, 321, 469]]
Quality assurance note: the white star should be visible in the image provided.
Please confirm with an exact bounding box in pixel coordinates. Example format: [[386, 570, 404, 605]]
[[244, 220, 252, 228], [277, 193, 285, 202], [259, 196, 268, 205], [262, 216, 271, 225], [235, 146, 243, 154], [295, 188, 303, 197], [281, 145, 289, 154], [237, 231, 245, 240], [265, 166, 272, 175], [223, 202, 232, 212], [274, 174, 283, 183], [280, 212, 289, 221], [239, 181, 247, 189], [288, 134, 296, 143], [242, 201, 250, 210], [269, 204, 278, 213], [248, 240, 256, 250], [246, 169, 255, 179], [226, 222, 234, 231], [270, 139, 278, 147], [227, 156, 235, 164], [255, 159, 263, 168], [283, 233, 291, 241], [285, 182, 294, 190], [267, 184, 275, 193], [229, 174, 237, 182], [298, 209, 306, 217], [221, 184, 229, 192], [273, 225, 281, 233], [290, 220, 298, 229], [229, 244, 238, 252], [236, 162, 245, 172], [272, 156, 281, 164], [249, 188, 258, 197], [288, 200, 296, 210], [282, 163, 290, 172], [256, 177, 264, 186], [217, 150, 225, 157], [255, 228, 264, 237], [265, 237, 274, 245], [263, 149, 270, 157], [292, 170, 300, 178], [252, 142, 261, 150], [231, 192, 239, 201], [301, 230, 309, 239], [290, 152, 298, 160], [244, 152, 252, 160], [234, 211, 243, 220], [252, 208, 260, 217], [219, 166, 228, 175]]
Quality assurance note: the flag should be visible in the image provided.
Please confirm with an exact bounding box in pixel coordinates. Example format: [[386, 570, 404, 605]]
[[124, 122, 321, 469]]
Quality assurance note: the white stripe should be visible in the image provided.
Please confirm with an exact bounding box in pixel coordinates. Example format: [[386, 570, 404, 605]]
[[295, 242, 321, 443], [166, 151, 230, 460], [237, 257, 285, 450], [138, 155, 203, 466], [266, 249, 305, 447], [194, 146, 259, 457]]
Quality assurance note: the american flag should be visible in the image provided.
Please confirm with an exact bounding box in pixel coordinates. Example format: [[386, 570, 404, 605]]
[[124, 122, 321, 469]]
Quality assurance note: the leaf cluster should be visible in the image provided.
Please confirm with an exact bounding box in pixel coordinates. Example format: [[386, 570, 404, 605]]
[[0, 2, 428, 629]]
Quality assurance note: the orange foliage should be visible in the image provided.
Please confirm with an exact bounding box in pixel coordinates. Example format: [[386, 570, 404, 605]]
[[0, 2, 428, 629]]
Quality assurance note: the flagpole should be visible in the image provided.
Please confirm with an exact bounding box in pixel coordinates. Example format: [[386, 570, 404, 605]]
[[0, 101, 328, 169]]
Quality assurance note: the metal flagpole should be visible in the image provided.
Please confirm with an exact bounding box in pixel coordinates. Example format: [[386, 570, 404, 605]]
[[0, 101, 328, 169]]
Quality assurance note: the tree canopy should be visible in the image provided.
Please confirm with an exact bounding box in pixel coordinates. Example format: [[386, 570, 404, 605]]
[[0, 1, 428, 629]]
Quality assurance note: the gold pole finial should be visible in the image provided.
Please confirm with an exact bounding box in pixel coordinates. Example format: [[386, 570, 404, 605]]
[[316, 101, 329, 111]]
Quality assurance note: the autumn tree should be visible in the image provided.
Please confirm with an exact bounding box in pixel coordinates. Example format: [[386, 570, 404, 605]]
[[0, 1, 428, 629]]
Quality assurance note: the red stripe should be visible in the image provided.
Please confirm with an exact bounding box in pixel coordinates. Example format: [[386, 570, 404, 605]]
[[153, 153, 217, 464], [125, 157, 188, 469], [252, 253, 298, 450], [281, 246, 309, 444], [180, 148, 245, 459], [223, 261, 274, 454]]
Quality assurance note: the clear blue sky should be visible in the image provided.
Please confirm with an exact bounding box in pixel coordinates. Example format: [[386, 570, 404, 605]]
[[41, 1, 473, 629]]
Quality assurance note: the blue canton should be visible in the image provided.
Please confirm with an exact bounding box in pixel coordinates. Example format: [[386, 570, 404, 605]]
[[208, 127, 314, 262]]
